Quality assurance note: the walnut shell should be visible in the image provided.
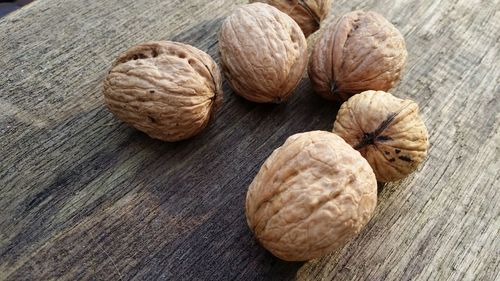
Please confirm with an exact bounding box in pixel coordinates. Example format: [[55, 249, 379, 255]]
[[333, 91, 429, 182], [219, 3, 308, 103], [246, 131, 377, 261], [249, 0, 333, 37], [103, 41, 222, 142], [308, 10, 407, 101]]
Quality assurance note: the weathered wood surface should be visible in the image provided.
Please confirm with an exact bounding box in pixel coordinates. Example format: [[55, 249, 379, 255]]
[[0, 0, 498, 280]]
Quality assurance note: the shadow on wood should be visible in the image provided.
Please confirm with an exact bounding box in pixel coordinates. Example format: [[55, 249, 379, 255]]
[[0, 7, 351, 281]]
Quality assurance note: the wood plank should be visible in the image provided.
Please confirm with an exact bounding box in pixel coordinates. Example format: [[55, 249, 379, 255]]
[[0, 0, 498, 280]]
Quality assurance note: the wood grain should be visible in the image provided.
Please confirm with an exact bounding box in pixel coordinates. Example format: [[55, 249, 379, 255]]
[[0, 0, 498, 280]]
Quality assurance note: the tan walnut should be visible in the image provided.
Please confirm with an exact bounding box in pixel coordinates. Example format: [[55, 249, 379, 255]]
[[246, 131, 377, 261], [103, 41, 222, 142], [333, 91, 429, 182], [219, 3, 308, 103], [249, 0, 333, 37], [308, 10, 407, 101]]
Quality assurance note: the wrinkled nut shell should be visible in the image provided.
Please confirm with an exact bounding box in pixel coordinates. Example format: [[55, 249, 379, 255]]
[[309, 10, 407, 101], [246, 131, 377, 261], [219, 3, 308, 103], [333, 91, 429, 182], [249, 0, 333, 37], [103, 41, 222, 142]]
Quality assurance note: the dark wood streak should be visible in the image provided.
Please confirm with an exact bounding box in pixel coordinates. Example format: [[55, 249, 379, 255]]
[[0, 0, 499, 280]]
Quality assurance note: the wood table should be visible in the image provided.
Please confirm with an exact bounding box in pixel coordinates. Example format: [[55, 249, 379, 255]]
[[1, 0, 498, 280]]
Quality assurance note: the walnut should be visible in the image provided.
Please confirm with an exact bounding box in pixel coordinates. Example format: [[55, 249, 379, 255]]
[[249, 0, 333, 37], [333, 91, 429, 182], [103, 41, 222, 142], [246, 131, 377, 261], [219, 3, 308, 103], [308, 10, 407, 101]]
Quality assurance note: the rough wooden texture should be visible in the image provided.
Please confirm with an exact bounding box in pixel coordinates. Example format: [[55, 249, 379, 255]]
[[0, 0, 498, 280]]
